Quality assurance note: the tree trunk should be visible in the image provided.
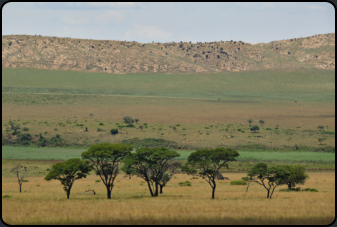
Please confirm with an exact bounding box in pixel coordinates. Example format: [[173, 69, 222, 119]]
[[146, 181, 154, 197], [154, 182, 159, 196], [67, 190, 70, 199], [267, 190, 270, 198], [160, 184, 164, 194], [107, 188, 112, 199], [288, 183, 292, 190], [19, 182, 22, 193], [212, 181, 216, 199]]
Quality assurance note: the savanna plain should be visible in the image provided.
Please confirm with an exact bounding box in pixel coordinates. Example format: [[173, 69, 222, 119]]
[[2, 67, 335, 225]]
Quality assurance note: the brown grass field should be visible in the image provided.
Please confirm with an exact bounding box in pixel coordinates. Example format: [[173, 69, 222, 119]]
[[2, 171, 335, 225]]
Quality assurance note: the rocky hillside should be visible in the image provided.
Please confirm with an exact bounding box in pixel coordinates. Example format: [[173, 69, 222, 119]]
[[2, 33, 335, 74]]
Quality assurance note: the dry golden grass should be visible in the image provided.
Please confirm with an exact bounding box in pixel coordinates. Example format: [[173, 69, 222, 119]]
[[2, 172, 335, 225]]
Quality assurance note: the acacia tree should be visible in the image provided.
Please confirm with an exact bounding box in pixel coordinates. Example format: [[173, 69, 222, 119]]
[[259, 120, 265, 126], [247, 119, 253, 126], [279, 165, 309, 190], [11, 163, 28, 193], [122, 147, 180, 197], [123, 116, 134, 126], [181, 147, 239, 199], [158, 162, 181, 194], [250, 125, 260, 133], [317, 125, 324, 131], [246, 163, 290, 198], [318, 137, 326, 145], [44, 158, 91, 199], [81, 143, 133, 199]]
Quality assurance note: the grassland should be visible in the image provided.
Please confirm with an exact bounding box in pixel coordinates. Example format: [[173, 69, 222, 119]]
[[2, 172, 335, 225], [2, 147, 335, 180], [2, 68, 335, 150], [2, 67, 335, 102], [2, 146, 335, 163]]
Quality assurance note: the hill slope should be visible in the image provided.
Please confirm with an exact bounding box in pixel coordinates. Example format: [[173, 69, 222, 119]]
[[2, 33, 335, 74]]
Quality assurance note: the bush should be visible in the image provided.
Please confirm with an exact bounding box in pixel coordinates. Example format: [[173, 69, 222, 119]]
[[23, 127, 29, 131], [230, 180, 248, 185], [99, 122, 104, 125], [20, 133, 32, 142], [2, 195, 11, 199], [303, 188, 318, 192], [179, 181, 191, 186], [250, 125, 260, 133], [266, 128, 272, 130], [97, 128, 103, 132], [110, 128, 118, 135]]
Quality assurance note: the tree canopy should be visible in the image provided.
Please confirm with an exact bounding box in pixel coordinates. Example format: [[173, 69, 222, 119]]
[[122, 147, 180, 197], [81, 143, 133, 199], [44, 158, 91, 199], [250, 125, 259, 133], [181, 147, 239, 199], [246, 163, 290, 198], [278, 165, 309, 189], [123, 116, 134, 126]]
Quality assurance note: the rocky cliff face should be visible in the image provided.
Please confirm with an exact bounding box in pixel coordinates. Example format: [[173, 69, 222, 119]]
[[2, 33, 334, 73]]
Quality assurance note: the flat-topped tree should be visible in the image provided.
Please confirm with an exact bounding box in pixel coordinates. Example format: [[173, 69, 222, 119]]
[[246, 163, 290, 198], [278, 165, 309, 190], [181, 147, 239, 199], [247, 119, 253, 126], [250, 125, 260, 133], [44, 158, 91, 199], [122, 147, 180, 197], [81, 143, 133, 199], [123, 116, 134, 126], [259, 120, 265, 126], [317, 125, 324, 131], [158, 162, 181, 194], [11, 163, 28, 193]]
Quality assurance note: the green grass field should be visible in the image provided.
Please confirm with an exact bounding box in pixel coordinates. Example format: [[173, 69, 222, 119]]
[[2, 67, 335, 150], [2, 146, 334, 164], [2, 67, 335, 102]]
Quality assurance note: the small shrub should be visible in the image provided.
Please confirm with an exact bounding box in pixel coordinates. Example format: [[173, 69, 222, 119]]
[[22, 180, 29, 182], [54, 128, 58, 131], [95, 180, 101, 183], [110, 128, 118, 135], [304, 188, 318, 192], [230, 180, 248, 185], [23, 127, 29, 131], [97, 128, 103, 132], [76, 124, 84, 126], [99, 122, 104, 125], [205, 127, 209, 129], [266, 128, 272, 130], [46, 168, 50, 171], [2, 195, 11, 199], [179, 181, 191, 186], [176, 124, 180, 127]]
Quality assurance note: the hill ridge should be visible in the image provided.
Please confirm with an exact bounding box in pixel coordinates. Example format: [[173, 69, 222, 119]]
[[2, 33, 335, 74]]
